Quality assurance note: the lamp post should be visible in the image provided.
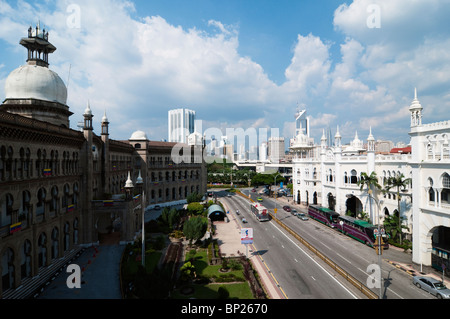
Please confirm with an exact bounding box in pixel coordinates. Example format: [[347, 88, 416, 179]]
[[135, 170, 145, 268], [273, 172, 281, 219], [365, 192, 384, 299], [347, 192, 384, 299]]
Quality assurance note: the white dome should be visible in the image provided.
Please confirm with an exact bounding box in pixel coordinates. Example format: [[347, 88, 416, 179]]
[[5, 64, 67, 105], [129, 130, 148, 140]]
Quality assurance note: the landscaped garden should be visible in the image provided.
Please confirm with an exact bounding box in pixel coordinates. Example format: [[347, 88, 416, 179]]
[[120, 192, 267, 299], [172, 246, 255, 299]]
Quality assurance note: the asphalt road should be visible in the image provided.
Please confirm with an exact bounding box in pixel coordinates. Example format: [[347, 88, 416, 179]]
[[218, 190, 363, 299], [238, 188, 434, 299]]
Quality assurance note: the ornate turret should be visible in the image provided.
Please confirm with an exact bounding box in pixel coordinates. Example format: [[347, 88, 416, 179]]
[[21, 22, 55, 68], [409, 88, 423, 127]]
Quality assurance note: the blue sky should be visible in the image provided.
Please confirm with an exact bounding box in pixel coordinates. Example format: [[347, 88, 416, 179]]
[[1, 0, 450, 149]]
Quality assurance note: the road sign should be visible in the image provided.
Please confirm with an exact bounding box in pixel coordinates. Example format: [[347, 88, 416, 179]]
[[241, 228, 253, 244]]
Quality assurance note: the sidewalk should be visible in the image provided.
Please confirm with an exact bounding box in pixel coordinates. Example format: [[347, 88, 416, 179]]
[[274, 194, 450, 287], [217, 200, 286, 299]]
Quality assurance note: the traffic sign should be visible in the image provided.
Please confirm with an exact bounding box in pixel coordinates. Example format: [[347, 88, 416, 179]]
[[241, 228, 253, 244]]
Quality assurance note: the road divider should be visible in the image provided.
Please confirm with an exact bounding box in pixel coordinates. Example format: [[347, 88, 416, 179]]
[[268, 211, 378, 299]]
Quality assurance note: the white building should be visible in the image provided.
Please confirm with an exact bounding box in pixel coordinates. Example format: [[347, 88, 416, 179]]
[[291, 91, 450, 272], [168, 108, 196, 144]]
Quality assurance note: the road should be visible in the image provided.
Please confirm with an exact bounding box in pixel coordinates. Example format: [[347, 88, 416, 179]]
[[216, 190, 363, 299], [238, 188, 434, 299]]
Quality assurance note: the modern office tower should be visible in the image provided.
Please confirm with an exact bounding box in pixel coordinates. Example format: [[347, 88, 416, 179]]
[[268, 137, 285, 163], [168, 108, 196, 144]]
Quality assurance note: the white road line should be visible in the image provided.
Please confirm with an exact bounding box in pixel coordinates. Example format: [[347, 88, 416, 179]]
[[269, 222, 359, 299], [336, 253, 353, 264]]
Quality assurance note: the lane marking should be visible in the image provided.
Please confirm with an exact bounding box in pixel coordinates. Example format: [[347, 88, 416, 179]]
[[269, 222, 359, 299]]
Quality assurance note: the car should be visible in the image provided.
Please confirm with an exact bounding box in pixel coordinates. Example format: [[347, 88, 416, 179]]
[[236, 209, 240, 215], [283, 206, 291, 212], [227, 194, 232, 197], [297, 213, 309, 221], [257, 197, 263, 202], [242, 218, 248, 223], [208, 192, 214, 197], [154, 205, 161, 210], [412, 276, 450, 299], [291, 209, 298, 214], [251, 188, 256, 192]]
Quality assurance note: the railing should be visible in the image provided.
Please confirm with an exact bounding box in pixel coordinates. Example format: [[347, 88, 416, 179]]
[[235, 189, 378, 299], [268, 212, 378, 299]]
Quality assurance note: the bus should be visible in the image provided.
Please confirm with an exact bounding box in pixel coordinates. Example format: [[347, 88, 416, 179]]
[[250, 203, 270, 222], [337, 215, 389, 249], [307, 205, 340, 227]]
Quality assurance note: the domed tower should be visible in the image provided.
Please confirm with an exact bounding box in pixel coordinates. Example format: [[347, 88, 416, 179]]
[[1, 24, 73, 127]]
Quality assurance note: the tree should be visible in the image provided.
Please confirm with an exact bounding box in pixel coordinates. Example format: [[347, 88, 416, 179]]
[[187, 202, 204, 216], [183, 216, 208, 245], [384, 173, 411, 245], [357, 172, 382, 224]]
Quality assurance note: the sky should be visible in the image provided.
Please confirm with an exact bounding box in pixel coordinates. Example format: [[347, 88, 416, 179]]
[[1, 0, 450, 149]]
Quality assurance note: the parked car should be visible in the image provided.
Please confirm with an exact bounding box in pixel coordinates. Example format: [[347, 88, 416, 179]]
[[236, 209, 240, 215], [251, 188, 257, 192], [154, 205, 161, 210], [297, 213, 309, 221], [242, 218, 248, 223], [283, 206, 291, 212], [291, 209, 298, 215], [412, 276, 450, 299], [257, 197, 263, 202]]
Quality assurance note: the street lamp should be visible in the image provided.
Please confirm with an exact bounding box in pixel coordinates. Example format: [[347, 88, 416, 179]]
[[135, 170, 145, 268], [351, 192, 384, 299], [273, 172, 281, 219]]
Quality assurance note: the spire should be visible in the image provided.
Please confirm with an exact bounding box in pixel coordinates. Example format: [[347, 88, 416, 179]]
[[83, 100, 93, 130], [125, 171, 134, 189], [102, 109, 108, 123], [367, 126, 375, 141], [409, 88, 423, 127]]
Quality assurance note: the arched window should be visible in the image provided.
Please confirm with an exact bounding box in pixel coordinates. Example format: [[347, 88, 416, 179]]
[[51, 227, 59, 259], [442, 173, 450, 205], [1, 193, 13, 227], [2, 248, 15, 291], [350, 170, 358, 184], [64, 222, 70, 251], [36, 188, 46, 216], [73, 219, 79, 245], [21, 240, 32, 279], [38, 233, 47, 267], [50, 186, 59, 214]]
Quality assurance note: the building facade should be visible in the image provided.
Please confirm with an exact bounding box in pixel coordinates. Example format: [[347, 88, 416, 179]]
[[168, 108, 196, 144], [291, 93, 450, 272], [0, 26, 207, 297]]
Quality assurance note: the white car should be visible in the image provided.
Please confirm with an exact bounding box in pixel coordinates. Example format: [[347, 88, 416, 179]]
[[413, 276, 450, 299]]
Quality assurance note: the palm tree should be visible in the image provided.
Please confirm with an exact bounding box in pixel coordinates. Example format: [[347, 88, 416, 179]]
[[384, 173, 411, 245], [357, 172, 382, 224]]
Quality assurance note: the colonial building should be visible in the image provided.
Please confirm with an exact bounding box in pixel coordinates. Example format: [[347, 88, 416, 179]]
[[0, 25, 206, 298], [291, 90, 450, 273]]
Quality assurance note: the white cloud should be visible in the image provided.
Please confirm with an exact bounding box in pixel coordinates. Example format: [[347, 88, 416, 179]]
[[1, 0, 450, 146]]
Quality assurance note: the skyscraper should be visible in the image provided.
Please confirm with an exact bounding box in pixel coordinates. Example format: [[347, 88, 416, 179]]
[[168, 108, 196, 144]]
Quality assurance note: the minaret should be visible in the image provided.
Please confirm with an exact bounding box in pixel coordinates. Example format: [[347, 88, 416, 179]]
[[409, 88, 423, 128], [101, 110, 110, 195], [81, 101, 94, 243], [367, 127, 375, 174], [334, 126, 342, 214]]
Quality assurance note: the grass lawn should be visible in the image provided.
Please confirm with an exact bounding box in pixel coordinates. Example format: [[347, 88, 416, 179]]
[[174, 248, 253, 299]]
